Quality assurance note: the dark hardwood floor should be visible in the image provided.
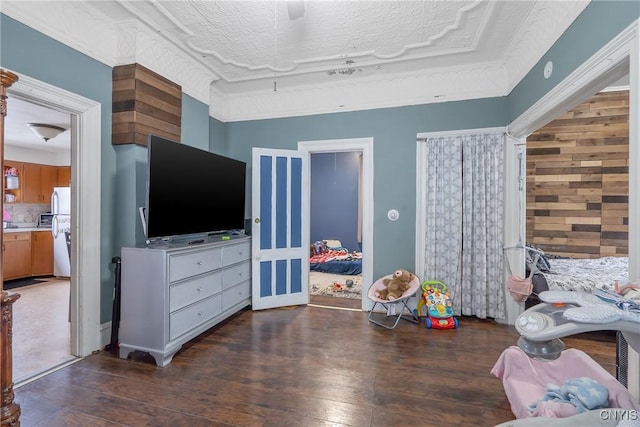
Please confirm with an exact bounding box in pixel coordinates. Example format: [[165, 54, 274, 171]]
[[14, 305, 616, 427]]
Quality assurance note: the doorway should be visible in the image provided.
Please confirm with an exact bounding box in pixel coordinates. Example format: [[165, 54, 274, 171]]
[[3, 96, 74, 384], [308, 151, 362, 310], [6, 72, 102, 383], [298, 137, 374, 312], [525, 87, 630, 259]]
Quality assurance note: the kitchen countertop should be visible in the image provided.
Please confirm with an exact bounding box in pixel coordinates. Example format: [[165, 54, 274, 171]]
[[3, 227, 51, 233]]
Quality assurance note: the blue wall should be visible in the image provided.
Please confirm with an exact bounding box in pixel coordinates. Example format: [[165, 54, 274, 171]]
[[2, 0, 639, 323], [182, 94, 210, 151], [1, 14, 117, 318], [310, 152, 360, 252], [226, 99, 508, 275], [1, 14, 212, 322], [508, 1, 640, 120]]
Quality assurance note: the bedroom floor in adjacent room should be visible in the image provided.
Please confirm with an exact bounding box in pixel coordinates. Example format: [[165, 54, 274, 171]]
[[309, 271, 362, 310]]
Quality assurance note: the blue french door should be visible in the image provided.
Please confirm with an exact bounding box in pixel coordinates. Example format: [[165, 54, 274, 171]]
[[251, 148, 309, 310]]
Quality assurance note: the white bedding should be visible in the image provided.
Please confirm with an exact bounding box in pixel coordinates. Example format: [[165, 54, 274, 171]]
[[541, 256, 628, 293]]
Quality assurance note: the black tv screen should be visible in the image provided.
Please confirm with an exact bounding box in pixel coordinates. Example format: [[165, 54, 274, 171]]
[[145, 135, 246, 240]]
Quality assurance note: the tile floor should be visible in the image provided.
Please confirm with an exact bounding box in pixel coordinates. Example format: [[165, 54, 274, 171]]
[[10, 278, 76, 385]]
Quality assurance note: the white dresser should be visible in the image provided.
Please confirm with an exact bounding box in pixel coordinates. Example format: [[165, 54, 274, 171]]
[[119, 236, 251, 366]]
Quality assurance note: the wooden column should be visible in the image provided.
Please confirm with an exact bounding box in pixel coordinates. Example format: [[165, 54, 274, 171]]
[[0, 69, 21, 427]]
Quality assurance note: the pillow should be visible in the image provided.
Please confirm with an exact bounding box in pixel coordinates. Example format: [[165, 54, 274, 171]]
[[324, 239, 343, 250]]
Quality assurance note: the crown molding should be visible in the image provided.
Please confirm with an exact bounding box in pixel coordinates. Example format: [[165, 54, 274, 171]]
[[2, 1, 589, 122], [219, 61, 508, 122], [1, 1, 116, 67], [2, 2, 212, 106], [503, 1, 590, 92], [508, 20, 636, 138], [120, 25, 213, 105]]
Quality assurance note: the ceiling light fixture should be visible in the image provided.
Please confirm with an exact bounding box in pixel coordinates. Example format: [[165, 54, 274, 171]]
[[26, 123, 66, 142]]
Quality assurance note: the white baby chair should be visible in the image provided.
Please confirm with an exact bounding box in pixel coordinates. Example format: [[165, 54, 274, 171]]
[[367, 274, 421, 329]]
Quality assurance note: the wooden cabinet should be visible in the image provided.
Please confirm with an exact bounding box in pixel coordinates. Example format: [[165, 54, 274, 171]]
[[3, 232, 32, 280], [119, 237, 251, 367], [3, 160, 22, 203], [4, 161, 68, 203], [23, 162, 58, 203], [57, 166, 71, 187], [31, 231, 54, 276]]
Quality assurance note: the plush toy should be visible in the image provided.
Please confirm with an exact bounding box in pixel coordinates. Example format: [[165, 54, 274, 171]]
[[376, 269, 415, 300]]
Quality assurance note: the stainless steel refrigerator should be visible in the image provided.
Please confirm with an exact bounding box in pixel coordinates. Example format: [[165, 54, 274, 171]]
[[52, 186, 71, 277]]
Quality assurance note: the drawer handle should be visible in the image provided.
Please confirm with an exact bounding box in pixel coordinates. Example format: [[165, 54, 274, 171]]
[[196, 287, 203, 292], [197, 311, 203, 317], [196, 261, 202, 266]]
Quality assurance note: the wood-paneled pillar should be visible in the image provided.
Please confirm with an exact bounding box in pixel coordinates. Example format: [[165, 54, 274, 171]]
[[1, 69, 21, 427]]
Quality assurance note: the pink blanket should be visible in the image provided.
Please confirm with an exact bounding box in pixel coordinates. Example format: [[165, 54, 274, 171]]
[[491, 346, 640, 419]]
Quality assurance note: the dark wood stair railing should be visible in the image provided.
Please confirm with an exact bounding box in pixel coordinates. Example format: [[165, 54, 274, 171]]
[[1, 69, 21, 426]]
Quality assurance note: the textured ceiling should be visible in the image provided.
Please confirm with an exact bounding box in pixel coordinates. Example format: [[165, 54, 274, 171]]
[[2, 0, 592, 142], [101, 0, 537, 93]]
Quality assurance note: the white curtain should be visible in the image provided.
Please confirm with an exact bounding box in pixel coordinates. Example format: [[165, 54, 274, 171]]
[[421, 132, 505, 319]]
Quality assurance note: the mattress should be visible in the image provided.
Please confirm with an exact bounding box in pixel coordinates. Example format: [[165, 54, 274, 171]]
[[310, 260, 362, 275], [539, 256, 628, 293]]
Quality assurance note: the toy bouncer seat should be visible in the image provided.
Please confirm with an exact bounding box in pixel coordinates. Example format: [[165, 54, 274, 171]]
[[367, 274, 421, 329], [492, 346, 640, 420]]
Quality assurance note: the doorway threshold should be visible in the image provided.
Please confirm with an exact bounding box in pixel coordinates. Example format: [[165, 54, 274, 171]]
[[15, 356, 82, 389], [308, 303, 361, 312]]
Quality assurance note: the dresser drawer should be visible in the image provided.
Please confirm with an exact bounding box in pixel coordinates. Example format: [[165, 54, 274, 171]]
[[222, 241, 250, 266], [169, 247, 223, 283], [222, 280, 250, 310], [169, 294, 222, 340], [169, 271, 223, 312], [222, 261, 251, 290]]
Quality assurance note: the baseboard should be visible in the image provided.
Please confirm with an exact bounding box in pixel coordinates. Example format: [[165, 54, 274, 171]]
[[100, 321, 112, 349]]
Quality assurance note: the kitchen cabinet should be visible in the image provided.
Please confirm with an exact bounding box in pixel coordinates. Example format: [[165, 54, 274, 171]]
[[22, 162, 58, 203], [3, 160, 22, 203], [3, 232, 32, 280], [57, 166, 71, 187], [31, 230, 54, 276]]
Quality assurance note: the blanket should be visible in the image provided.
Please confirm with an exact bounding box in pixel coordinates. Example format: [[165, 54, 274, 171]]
[[491, 346, 640, 419], [309, 249, 363, 275], [527, 377, 609, 415]]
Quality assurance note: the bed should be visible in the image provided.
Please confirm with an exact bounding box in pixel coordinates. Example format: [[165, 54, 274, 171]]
[[309, 240, 362, 275], [525, 247, 628, 293]]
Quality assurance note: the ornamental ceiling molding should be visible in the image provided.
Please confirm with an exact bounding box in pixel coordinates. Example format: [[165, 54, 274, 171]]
[[218, 61, 509, 122], [1, 1, 213, 106], [502, 0, 589, 91], [115, 22, 214, 104], [2, 1, 590, 122], [1, 1, 115, 67], [157, 0, 491, 81]]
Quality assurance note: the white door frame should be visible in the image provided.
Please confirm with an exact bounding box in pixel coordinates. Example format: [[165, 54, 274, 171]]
[[298, 137, 374, 311], [507, 20, 639, 399], [8, 72, 102, 357]]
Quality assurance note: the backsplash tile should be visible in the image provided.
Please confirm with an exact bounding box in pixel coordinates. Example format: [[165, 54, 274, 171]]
[[3, 203, 50, 224]]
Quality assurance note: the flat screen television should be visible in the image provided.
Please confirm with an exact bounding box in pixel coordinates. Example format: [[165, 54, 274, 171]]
[[144, 135, 246, 241]]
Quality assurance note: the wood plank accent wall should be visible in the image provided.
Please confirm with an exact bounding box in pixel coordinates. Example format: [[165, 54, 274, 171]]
[[526, 90, 629, 258], [112, 63, 182, 146]]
